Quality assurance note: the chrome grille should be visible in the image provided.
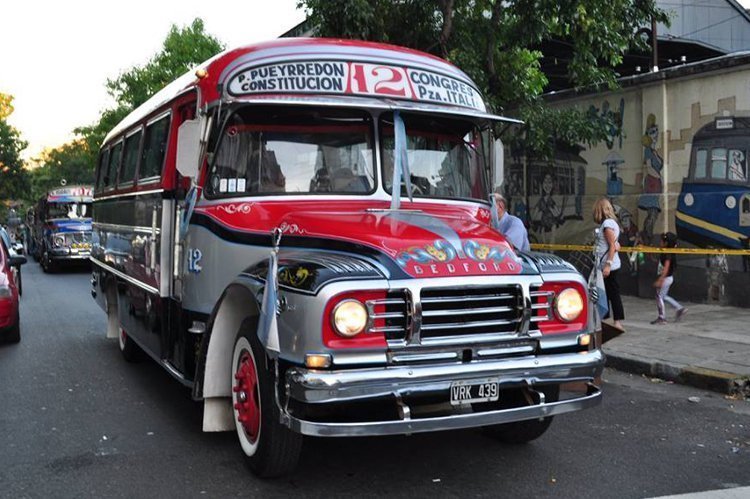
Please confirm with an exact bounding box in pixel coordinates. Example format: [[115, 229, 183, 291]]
[[418, 285, 523, 344], [529, 285, 553, 334], [366, 291, 409, 341]]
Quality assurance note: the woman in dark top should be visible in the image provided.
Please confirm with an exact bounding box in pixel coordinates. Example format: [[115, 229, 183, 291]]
[[651, 232, 687, 324]]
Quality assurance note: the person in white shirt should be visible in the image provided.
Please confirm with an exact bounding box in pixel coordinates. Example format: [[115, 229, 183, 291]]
[[593, 197, 624, 330], [492, 193, 530, 252]]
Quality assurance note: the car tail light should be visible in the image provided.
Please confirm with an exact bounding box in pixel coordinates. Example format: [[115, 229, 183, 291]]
[[534, 281, 588, 335], [322, 290, 389, 349]]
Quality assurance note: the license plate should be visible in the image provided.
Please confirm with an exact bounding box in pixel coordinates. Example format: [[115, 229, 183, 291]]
[[450, 378, 500, 405]]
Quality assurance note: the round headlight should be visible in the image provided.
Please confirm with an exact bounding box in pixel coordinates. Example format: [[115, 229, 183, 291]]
[[332, 299, 368, 337], [554, 288, 584, 322], [54, 236, 65, 247]]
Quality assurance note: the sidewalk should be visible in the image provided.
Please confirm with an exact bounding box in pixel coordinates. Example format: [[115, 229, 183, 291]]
[[602, 295, 750, 397]]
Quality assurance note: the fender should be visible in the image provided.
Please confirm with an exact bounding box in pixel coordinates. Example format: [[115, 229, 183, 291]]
[[242, 249, 386, 295], [196, 250, 385, 432], [198, 276, 263, 432]]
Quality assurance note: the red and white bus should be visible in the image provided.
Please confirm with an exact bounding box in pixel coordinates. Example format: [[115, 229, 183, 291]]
[[91, 38, 602, 477]]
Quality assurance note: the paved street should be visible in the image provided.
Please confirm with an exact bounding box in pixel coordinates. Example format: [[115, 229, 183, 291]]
[[1, 263, 749, 498]]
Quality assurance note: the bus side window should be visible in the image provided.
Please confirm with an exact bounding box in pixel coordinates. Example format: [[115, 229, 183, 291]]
[[711, 148, 727, 179], [695, 149, 707, 179], [120, 129, 143, 185], [104, 142, 123, 189], [95, 149, 110, 193], [139, 115, 171, 182]]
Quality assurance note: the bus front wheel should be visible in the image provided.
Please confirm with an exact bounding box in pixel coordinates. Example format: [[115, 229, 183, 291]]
[[231, 321, 302, 478]]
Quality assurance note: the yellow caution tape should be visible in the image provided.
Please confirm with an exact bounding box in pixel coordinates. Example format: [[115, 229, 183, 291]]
[[530, 243, 750, 256]]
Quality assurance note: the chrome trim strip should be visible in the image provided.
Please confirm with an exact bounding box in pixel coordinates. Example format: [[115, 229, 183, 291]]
[[51, 254, 91, 261], [420, 332, 520, 346], [421, 293, 515, 304], [476, 345, 536, 357], [538, 336, 581, 350], [92, 221, 161, 235], [331, 352, 388, 366], [90, 257, 159, 295], [422, 305, 515, 317], [146, 109, 171, 127], [161, 360, 192, 388], [371, 311, 405, 320], [421, 317, 520, 331], [391, 351, 459, 363], [370, 325, 406, 333], [94, 188, 165, 202]]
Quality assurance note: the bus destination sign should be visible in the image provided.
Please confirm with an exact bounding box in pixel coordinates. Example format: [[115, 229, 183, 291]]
[[226, 60, 486, 112]]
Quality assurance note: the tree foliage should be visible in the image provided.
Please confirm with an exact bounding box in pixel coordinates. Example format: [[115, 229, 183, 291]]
[[299, 0, 668, 157], [106, 18, 224, 110], [28, 139, 94, 201], [72, 18, 224, 176], [0, 93, 30, 204]]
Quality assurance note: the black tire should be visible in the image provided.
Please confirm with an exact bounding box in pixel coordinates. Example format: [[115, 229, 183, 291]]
[[231, 321, 303, 478], [41, 249, 55, 273], [6, 314, 20, 343], [16, 268, 22, 297], [482, 385, 559, 444], [118, 328, 143, 362]]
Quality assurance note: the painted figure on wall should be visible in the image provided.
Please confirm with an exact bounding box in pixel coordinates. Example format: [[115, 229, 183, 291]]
[[638, 114, 663, 244], [533, 171, 564, 234], [603, 151, 624, 196]]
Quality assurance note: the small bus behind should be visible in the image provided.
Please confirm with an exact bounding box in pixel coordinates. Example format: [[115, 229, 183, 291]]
[[32, 185, 93, 272]]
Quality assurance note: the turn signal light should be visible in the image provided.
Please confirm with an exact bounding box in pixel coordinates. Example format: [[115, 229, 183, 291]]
[[305, 354, 332, 369]]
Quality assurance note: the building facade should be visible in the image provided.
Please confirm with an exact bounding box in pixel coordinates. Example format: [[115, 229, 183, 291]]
[[505, 53, 750, 306]]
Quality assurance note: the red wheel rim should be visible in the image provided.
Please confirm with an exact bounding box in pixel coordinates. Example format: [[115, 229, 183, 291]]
[[233, 350, 260, 443]]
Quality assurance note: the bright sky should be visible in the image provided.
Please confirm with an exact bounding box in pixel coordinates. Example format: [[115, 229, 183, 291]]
[[1, 0, 306, 159]]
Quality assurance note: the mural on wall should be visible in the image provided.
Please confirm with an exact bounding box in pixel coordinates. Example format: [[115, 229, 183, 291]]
[[603, 151, 624, 196], [675, 116, 750, 249], [503, 98, 627, 244], [638, 113, 663, 245], [538, 69, 750, 306], [504, 147, 586, 243]]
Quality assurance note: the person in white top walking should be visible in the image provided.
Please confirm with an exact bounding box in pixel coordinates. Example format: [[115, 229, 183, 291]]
[[492, 193, 530, 252], [592, 197, 624, 330]]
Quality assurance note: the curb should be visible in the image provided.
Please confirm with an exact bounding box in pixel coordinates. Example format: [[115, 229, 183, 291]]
[[604, 351, 750, 396]]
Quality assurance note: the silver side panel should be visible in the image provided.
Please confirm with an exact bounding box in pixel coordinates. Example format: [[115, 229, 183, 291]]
[[181, 224, 269, 314]]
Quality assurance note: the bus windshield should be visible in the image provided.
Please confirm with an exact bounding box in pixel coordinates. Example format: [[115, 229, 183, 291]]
[[379, 112, 489, 202], [46, 202, 92, 220], [207, 106, 375, 197]]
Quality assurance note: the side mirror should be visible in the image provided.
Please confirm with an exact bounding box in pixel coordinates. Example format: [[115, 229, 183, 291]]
[[176, 119, 202, 180], [9, 254, 27, 267]]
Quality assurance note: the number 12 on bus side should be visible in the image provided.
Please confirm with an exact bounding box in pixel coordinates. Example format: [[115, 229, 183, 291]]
[[450, 378, 500, 405]]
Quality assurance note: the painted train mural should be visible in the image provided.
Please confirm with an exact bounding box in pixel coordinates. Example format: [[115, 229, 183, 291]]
[[501, 54, 750, 306], [676, 117, 750, 249]]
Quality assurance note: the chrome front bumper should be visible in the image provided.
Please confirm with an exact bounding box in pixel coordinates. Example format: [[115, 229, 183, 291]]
[[50, 248, 91, 260], [284, 350, 604, 437]]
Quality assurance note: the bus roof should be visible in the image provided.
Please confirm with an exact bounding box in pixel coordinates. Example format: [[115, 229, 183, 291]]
[[104, 38, 514, 145]]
